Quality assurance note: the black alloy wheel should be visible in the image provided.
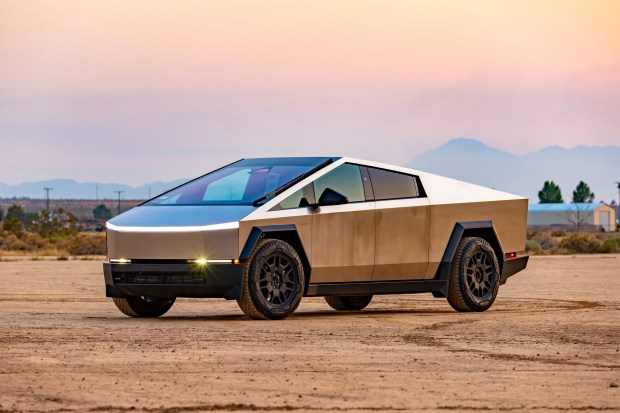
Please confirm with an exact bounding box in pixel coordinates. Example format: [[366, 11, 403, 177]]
[[257, 252, 297, 306], [465, 251, 497, 300], [237, 239, 305, 320], [447, 237, 500, 312]]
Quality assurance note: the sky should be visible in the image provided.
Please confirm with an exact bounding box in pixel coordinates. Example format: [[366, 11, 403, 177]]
[[1, 0, 619, 186]]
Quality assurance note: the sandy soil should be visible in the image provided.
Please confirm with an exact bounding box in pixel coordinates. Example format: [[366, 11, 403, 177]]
[[0, 255, 619, 413]]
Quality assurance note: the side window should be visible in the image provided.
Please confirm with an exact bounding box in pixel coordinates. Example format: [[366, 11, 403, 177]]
[[314, 164, 365, 203], [367, 167, 419, 200], [277, 189, 304, 209], [273, 184, 314, 210]]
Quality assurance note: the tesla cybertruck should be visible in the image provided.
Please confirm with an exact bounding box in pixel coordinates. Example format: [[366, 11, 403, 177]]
[[103, 157, 528, 319]]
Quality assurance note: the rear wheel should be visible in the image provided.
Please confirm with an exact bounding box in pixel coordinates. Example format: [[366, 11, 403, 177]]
[[324, 295, 373, 311], [447, 237, 500, 312], [237, 239, 304, 320], [112, 296, 176, 317]]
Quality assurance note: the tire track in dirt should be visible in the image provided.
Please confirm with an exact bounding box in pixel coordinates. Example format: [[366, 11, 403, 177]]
[[0, 404, 408, 412]]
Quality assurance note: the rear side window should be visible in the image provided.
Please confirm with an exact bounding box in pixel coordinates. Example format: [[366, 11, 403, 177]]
[[367, 167, 420, 200]]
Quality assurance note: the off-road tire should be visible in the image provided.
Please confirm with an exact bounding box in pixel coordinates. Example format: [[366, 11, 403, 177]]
[[447, 237, 500, 312], [237, 239, 305, 320], [112, 296, 176, 317], [324, 295, 373, 311]]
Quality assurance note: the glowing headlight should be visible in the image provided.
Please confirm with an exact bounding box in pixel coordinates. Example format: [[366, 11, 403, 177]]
[[187, 258, 236, 264], [110, 258, 131, 264]]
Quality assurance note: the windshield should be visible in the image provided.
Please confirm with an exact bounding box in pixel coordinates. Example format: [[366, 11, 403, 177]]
[[146, 157, 333, 206]]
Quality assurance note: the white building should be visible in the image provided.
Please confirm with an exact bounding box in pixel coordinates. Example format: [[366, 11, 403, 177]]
[[527, 203, 616, 231]]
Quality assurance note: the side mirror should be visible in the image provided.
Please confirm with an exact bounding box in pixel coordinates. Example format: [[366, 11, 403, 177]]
[[314, 188, 349, 208]]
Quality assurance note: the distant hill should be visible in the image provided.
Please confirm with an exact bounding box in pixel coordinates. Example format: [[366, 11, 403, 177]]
[[2, 139, 618, 204], [0, 178, 187, 200], [407, 138, 620, 203]]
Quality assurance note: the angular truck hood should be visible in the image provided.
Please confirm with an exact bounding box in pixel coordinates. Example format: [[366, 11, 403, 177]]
[[107, 205, 256, 231]]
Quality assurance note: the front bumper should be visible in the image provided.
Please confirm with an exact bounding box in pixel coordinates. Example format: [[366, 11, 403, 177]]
[[103, 261, 245, 300], [500, 255, 528, 284]]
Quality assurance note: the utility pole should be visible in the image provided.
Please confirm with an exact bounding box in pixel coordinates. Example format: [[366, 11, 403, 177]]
[[96, 185, 98, 201], [43, 187, 53, 212], [616, 182, 620, 223], [114, 190, 124, 215]]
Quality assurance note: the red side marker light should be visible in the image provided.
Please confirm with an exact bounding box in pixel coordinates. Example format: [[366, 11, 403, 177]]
[[506, 252, 517, 259]]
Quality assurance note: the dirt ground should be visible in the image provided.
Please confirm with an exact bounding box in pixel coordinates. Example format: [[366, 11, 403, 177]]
[[0, 255, 619, 413]]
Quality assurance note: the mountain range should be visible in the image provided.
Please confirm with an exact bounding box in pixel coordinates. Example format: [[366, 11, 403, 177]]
[[0, 178, 187, 200], [406, 138, 619, 203], [1, 139, 618, 203]]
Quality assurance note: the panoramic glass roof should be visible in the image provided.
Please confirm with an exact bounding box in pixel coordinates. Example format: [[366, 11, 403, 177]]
[[146, 157, 337, 206]]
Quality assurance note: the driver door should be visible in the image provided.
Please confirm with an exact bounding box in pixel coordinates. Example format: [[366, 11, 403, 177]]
[[310, 164, 376, 283]]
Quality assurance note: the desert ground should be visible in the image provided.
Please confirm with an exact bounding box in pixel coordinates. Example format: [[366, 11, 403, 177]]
[[0, 255, 619, 412]]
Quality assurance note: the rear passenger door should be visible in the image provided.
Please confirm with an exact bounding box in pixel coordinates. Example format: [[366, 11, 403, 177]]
[[366, 167, 430, 281]]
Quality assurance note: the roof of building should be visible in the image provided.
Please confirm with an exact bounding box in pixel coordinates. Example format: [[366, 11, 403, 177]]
[[528, 203, 606, 212]]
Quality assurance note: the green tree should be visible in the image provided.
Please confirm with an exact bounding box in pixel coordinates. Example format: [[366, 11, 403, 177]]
[[31, 208, 78, 237], [93, 204, 112, 220], [0, 205, 3, 221], [2, 204, 26, 233], [6, 204, 26, 223], [538, 181, 564, 203], [3, 217, 21, 232], [572, 181, 595, 203]]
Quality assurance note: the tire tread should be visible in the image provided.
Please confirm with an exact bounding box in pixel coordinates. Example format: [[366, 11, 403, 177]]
[[237, 238, 304, 320], [447, 237, 499, 312]]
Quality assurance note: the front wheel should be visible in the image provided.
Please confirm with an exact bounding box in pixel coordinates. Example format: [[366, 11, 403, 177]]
[[237, 239, 305, 320], [112, 296, 176, 317], [447, 237, 500, 312]]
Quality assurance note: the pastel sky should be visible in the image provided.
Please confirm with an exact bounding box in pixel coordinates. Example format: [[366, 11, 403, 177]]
[[1, 0, 619, 185]]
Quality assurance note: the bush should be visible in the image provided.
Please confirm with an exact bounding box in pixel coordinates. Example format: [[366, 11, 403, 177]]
[[598, 238, 620, 254], [531, 232, 557, 249], [20, 232, 50, 249], [3, 217, 22, 233], [550, 230, 566, 237], [1, 233, 30, 251], [67, 234, 106, 255], [525, 239, 542, 252], [557, 234, 600, 254]]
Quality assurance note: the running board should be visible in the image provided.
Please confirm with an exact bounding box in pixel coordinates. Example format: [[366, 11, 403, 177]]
[[305, 279, 447, 297]]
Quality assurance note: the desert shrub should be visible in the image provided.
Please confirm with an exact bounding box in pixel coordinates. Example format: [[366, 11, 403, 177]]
[[6, 237, 30, 251], [526, 230, 539, 239], [67, 234, 106, 255], [20, 232, 50, 249], [525, 239, 542, 252], [3, 217, 22, 233], [557, 234, 600, 254], [598, 238, 620, 254], [530, 232, 557, 250], [1, 233, 30, 251], [550, 230, 566, 237], [57, 255, 69, 261]]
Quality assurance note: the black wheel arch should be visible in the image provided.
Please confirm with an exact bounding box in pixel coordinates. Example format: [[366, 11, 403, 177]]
[[433, 221, 504, 296], [240, 225, 312, 294]]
